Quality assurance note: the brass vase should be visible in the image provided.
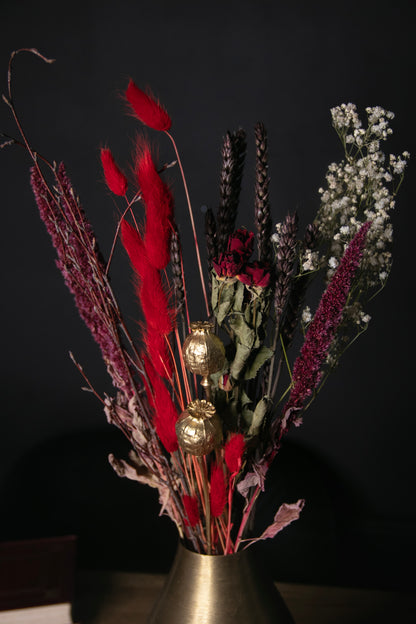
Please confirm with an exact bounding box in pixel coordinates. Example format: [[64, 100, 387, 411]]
[[147, 542, 295, 624]]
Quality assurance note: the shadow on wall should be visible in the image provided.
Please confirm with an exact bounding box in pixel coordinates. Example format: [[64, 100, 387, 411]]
[[0, 427, 410, 589]]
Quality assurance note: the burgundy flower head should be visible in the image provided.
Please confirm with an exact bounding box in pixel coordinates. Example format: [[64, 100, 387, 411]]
[[213, 229, 256, 280], [238, 261, 271, 288], [213, 251, 245, 279], [228, 228, 254, 259]]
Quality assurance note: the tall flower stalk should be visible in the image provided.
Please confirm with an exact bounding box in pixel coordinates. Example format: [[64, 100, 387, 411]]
[[280, 221, 372, 433]]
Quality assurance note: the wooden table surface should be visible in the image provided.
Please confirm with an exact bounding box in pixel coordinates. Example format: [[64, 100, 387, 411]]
[[72, 570, 415, 624]]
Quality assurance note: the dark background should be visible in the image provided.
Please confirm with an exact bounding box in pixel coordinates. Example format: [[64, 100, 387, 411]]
[[1, 0, 415, 590]]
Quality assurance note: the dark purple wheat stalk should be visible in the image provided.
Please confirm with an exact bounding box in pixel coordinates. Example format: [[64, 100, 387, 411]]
[[254, 122, 273, 266], [216, 129, 246, 253], [281, 222, 319, 349]]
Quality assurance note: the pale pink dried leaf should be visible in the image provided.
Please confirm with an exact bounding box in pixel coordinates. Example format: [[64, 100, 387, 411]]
[[108, 453, 160, 488], [236, 462, 268, 499], [242, 499, 305, 549]]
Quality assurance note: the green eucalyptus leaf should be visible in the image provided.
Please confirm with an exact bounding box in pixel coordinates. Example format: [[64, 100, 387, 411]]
[[230, 342, 252, 379], [248, 396, 270, 437], [242, 406, 254, 429], [243, 346, 274, 380], [215, 281, 236, 325], [233, 280, 245, 313], [244, 302, 252, 324], [240, 389, 252, 408], [229, 314, 255, 348], [211, 274, 219, 310]]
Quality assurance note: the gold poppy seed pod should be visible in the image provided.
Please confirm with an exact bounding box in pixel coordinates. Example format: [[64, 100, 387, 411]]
[[175, 399, 223, 456], [182, 321, 225, 400], [182, 321, 225, 375]]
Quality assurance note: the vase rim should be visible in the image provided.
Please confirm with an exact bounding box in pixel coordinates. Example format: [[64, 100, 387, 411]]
[[178, 539, 248, 560]]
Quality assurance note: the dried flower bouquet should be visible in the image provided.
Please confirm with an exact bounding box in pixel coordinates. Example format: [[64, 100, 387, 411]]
[[2, 49, 409, 555]]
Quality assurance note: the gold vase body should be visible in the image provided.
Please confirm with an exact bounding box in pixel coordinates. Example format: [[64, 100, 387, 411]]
[[147, 542, 295, 624]]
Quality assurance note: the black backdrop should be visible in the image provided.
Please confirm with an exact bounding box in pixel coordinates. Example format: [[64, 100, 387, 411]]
[[1, 0, 415, 589]]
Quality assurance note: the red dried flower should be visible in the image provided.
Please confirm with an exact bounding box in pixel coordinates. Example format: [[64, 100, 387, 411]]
[[212, 251, 245, 279], [224, 433, 245, 475], [125, 80, 172, 132], [100, 148, 128, 196], [182, 494, 200, 527], [209, 463, 227, 518], [227, 228, 254, 259], [213, 229, 257, 280], [238, 261, 271, 288]]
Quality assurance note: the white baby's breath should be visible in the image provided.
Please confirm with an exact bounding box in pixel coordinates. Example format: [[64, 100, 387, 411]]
[[302, 306, 312, 324], [315, 103, 409, 294]]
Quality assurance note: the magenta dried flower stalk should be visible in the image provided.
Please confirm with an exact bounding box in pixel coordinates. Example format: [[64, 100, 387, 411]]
[[280, 220, 372, 433], [31, 164, 134, 397]]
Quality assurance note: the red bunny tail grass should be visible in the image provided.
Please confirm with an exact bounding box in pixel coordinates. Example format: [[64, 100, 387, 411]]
[[224, 433, 245, 475], [143, 357, 178, 453], [126, 80, 172, 132], [120, 218, 148, 279], [144, 327, 173, 379], [183, 494, 200, 527], [210, 463, 227, 518], [122, 219, 173, 334], [121, 218, 174, 377], [100, 148, 128, 196], [139, 268, 173, 335], [137, 147, 174, 270]]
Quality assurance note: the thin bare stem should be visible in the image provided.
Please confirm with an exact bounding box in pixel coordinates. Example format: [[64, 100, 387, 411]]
[[165, 131, 209, 317], [197, 456, 212, 553], [234, 485, 261, 552]]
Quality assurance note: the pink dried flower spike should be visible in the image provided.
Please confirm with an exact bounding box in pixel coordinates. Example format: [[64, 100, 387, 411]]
[[282, 221, 372, 427]]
